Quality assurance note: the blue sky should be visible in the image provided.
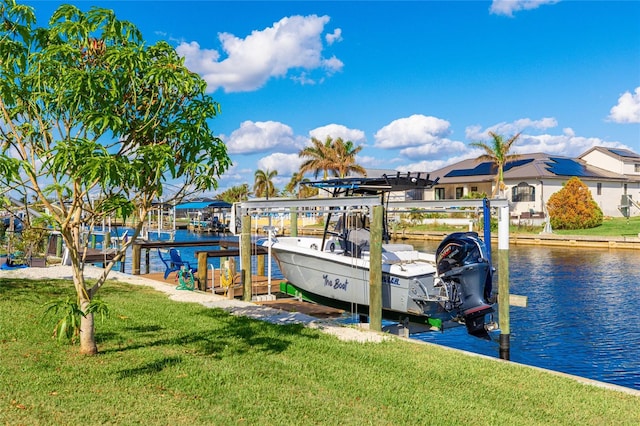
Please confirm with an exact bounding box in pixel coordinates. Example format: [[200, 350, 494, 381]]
[[25, 1, 640, 195]]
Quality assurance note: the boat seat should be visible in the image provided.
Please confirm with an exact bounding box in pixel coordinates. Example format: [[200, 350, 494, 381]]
[[382, 243, 414, 252], [345, 228, 370, 258]]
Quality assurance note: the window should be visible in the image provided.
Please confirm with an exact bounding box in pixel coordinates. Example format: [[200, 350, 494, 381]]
[[511, 181, 535, 202], [435, 188, 445, 200], [407, 189, 424, 201], [455, 187, 464, 199], [471, 186, 478, 193], [635, 164, 640, 173], [624, 183, 628, 195], [597, 183, 602, 195]]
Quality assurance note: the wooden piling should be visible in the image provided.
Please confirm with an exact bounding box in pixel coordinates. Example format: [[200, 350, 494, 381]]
[[197, 252, 208, 290], [290, 208, 298, 237], [132, 244, 141, 275], [369, 205, 383, 332], [498, 204, 510, 360], [257, 254, 265, 276], [241, 214, 252, 301]]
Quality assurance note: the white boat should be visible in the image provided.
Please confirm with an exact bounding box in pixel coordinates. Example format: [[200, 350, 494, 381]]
[[258, 174, 496, 338]]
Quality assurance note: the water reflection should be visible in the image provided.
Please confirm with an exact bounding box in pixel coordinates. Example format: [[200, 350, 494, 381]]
[[411, 240, 640, 391]]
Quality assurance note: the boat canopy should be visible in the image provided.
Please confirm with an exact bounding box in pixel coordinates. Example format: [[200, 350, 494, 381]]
[[305, 172, 439, 196], [174, 200, 232, 210]]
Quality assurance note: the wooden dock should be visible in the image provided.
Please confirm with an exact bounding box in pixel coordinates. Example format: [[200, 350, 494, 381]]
[[140, 270, 344, 319]]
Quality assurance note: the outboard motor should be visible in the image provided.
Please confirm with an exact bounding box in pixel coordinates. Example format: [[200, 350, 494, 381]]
[[436, 232, 494, 339]]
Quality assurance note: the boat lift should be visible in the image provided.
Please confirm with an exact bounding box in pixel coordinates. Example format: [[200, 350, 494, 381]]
[[235, 195, 516, 359]]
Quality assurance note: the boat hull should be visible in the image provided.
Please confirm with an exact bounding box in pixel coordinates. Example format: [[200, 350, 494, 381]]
[[266, 236, 459, 322]]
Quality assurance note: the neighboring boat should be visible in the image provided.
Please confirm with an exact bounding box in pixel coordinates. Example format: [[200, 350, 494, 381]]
[[258, 173, 496, 338]]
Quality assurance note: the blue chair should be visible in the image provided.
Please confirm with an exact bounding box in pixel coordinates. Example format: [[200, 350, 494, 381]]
[[158, 248, 196, 279]]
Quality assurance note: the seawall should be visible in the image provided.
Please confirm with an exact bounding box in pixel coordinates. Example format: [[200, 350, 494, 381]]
[[298, 227, 640, 250]]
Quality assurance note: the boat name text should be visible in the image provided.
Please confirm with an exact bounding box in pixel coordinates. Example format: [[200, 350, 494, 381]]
[[323, 274, 348, 291], [383, 275, 400, 286]]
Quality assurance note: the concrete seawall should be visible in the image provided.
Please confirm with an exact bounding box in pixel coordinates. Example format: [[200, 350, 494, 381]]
[[299, 227, 640, 250]]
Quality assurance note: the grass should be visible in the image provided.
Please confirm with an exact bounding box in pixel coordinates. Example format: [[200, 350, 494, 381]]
[[551, 215, 640, 237], [1, 278, 639, 425]]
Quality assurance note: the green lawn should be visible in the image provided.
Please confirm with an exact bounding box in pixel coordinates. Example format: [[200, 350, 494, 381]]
[[550, 215, 640, 237], [1, 278, 638, 425]]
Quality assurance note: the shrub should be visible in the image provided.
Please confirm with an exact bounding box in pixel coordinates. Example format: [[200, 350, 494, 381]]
[[547, 177, 603, 229]]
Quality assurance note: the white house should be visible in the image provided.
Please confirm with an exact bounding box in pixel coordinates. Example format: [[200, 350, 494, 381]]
[[422, 147, 640, 218]]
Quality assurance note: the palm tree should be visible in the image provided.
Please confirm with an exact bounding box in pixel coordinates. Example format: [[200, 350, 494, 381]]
[[298, 136, 337, 179], [333, 138, 366, 178], [469, 132, 521, 197], [298, 136, 366, 179], [253, 169, 278, 199], [284, 172, 303, 198], [215, 184, 250, 203]]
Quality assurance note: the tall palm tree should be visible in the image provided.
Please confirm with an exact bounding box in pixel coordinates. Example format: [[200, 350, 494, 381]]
[[284, 172, 303, 198], [298, 179, 319, 198], [298, 136, 337, 179], [298, 136, 366, 179], [253, 168, 278, 199], [215, 183, 250, 203], [469, 132, 521, 197], [333, 138, 366, 178]]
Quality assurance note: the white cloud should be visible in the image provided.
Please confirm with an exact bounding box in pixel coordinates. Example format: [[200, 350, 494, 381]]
[[322, 55, 344, 73], [225, 120, 305, 154], [463, 117, 632, 163], [356, 155, 385, 168], [176, 15, 343, 93], [512, 134, 628, 158], [397, 155, 472, 174], [309, 124, 366, 144], [490, 0, 559, 17], [326, 28, 342, 45], [374, 115, 452, 149], [256, 153, 302, 177], [399, 139, 467, 159], [608, 87, 640, 123], [465, 117, 558, 140]]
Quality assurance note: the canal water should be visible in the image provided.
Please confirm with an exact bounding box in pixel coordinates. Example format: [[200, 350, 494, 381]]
[[120, 230, 640, 391], [410, 240, 640, 391]]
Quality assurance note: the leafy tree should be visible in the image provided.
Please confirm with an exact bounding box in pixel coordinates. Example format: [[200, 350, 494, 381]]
[[215, 184, 251, 203], [299, 136, 336, 179], [333, 138, 366, 178], [408, 208, 426, 226], [547, 177, 603, 230], [284, 172, 303, 197], [299, 136, 366, 180], [469, 132, 521, 197], [0, 2, 230, 354], [283, 172, 319, 199], [299, 182, 319, 199], [253, 168, 278, 199]]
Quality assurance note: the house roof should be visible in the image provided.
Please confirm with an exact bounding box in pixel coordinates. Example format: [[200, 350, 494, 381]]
[[579, 146, 640, 163], [431, 152, 628, 185]]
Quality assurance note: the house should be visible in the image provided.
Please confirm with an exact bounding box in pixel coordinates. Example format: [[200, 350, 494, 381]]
[[422, 147, 640, 218]]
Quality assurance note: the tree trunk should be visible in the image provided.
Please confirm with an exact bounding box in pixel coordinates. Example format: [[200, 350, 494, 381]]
[[79, 306, 98, 355], [68, 224, 99, 355]]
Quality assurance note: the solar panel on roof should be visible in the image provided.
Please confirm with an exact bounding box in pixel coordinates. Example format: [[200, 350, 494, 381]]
[[445, 162, 494, 177], [444, 158, 533, 177], [545, 157, 600, 178], [607, 148, 640, 159], [504, 159, 534, 171]]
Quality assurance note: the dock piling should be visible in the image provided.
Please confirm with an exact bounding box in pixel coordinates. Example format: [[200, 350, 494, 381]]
[[241, 214, 252, 302], [498, 204, 511, 360], [369, 205, 383, 332]]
